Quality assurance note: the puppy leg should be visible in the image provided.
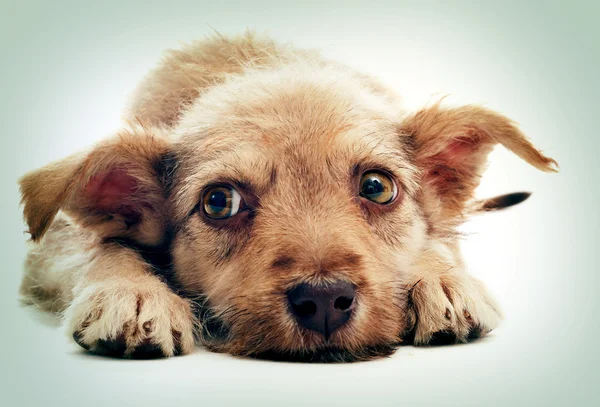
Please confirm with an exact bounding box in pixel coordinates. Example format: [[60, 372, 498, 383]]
[[403, 243, 502, 345], [65, 243, 196, 358], [20, 214, 85, 313]]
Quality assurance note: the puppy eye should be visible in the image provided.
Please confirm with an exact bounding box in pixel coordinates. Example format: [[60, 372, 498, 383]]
[[202, 185, 244, 219], [359, 171, 397, 204]]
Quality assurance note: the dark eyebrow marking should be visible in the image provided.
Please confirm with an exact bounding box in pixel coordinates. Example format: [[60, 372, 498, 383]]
[[154, 151, 179, 194], [321, 251, 363, 272], [271, 255, 297, 270], [351, 163, 361, 178]]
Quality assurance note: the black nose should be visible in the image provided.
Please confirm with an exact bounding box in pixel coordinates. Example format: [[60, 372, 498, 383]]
[[286, 281, 356, 340]]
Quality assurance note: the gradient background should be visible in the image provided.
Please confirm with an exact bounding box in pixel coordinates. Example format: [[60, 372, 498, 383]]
[[1, 0, 598, 405]]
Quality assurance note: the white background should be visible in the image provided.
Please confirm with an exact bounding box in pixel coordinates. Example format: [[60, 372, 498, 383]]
[[1, 1, 598, 406]]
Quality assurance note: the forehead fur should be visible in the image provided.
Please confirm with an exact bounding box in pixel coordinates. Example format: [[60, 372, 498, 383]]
[[176, 62, 402, 136], [170, 63, 418, 220]]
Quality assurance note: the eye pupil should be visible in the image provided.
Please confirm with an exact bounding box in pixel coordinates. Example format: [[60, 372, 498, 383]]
[[208, 191, 228, 213], [359, 171, 397, 204], [362, 178, 384, 197], [202, 186, 242, 219]]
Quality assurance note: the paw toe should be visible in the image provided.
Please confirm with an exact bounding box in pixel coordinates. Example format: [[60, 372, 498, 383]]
[[94, 334, 127, 357]]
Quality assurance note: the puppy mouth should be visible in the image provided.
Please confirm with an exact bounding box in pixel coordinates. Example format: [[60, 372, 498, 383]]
[[193, 294, 401, 363], [248, 343, 401, 363]]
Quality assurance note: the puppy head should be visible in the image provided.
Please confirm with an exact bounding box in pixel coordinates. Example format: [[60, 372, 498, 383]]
[[20, 65, 557, 362], [166, 66, 556, 361]]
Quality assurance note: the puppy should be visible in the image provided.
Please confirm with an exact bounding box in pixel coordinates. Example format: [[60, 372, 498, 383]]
[[18, 32, 557, 362]]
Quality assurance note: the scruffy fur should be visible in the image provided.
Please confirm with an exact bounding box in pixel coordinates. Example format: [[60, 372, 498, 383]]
[[19, 32, 557, 362]]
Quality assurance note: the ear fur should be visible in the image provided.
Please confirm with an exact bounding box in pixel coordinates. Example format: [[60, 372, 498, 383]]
[[19, 126, 173, 245], [20, 153, 82, 241], [401, 102, 557, 223]]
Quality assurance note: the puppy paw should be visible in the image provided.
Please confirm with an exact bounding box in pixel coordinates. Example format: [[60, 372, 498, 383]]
[[404, 273, 502, 345], [65, 281, 196, 358]]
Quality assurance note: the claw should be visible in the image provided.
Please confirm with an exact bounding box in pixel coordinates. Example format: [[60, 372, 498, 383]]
[[467, 325, 485, 341], [429, 330, 457, 346], [72, 331, 90, 350], [95, 334, 127, 357]]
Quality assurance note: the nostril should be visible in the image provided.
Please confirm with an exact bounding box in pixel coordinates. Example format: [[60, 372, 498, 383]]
[[287, 281, 356, 339], [334, 296, 354, 311], [292, 300, 317, 317]]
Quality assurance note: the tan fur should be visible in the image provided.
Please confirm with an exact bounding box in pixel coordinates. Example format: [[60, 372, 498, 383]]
[[19, 32, 556, 361], [20, 126, 173, 245], [65, 244, 196, 357]]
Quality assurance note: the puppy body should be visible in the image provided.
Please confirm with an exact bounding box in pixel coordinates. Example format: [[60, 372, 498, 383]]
[[20, 32, 557, 361]]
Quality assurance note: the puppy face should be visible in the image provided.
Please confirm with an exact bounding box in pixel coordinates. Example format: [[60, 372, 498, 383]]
[[20, 64, 557, 362], [164, 65, 555, 360], [168, 67, 425, 360]]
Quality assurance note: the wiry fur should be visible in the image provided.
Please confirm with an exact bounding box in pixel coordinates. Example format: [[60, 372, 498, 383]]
[[19, 31, 557, 361]]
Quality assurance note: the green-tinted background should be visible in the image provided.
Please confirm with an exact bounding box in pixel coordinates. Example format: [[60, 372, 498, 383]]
[[1, 0, 598, 406]]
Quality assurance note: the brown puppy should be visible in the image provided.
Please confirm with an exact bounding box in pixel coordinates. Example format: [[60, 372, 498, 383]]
[[19, 32, 557, 362]]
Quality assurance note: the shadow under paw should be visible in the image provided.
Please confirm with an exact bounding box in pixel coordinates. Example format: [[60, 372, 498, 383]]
[[401, 324, 487, 347], [73, 331, 175, 359]]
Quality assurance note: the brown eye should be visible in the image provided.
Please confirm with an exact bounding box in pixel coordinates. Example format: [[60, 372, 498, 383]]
[[359, 171, 397, 204], [202, 185, 243, 219]]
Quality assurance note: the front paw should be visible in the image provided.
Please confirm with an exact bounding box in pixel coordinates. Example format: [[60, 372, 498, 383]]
[[65, 281, 196, 358], [404, 273, 502, 345]]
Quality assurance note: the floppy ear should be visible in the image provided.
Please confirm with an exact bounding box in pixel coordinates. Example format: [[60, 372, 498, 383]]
[[19, 126, 174, 245], [401, 103, 557, 222]]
